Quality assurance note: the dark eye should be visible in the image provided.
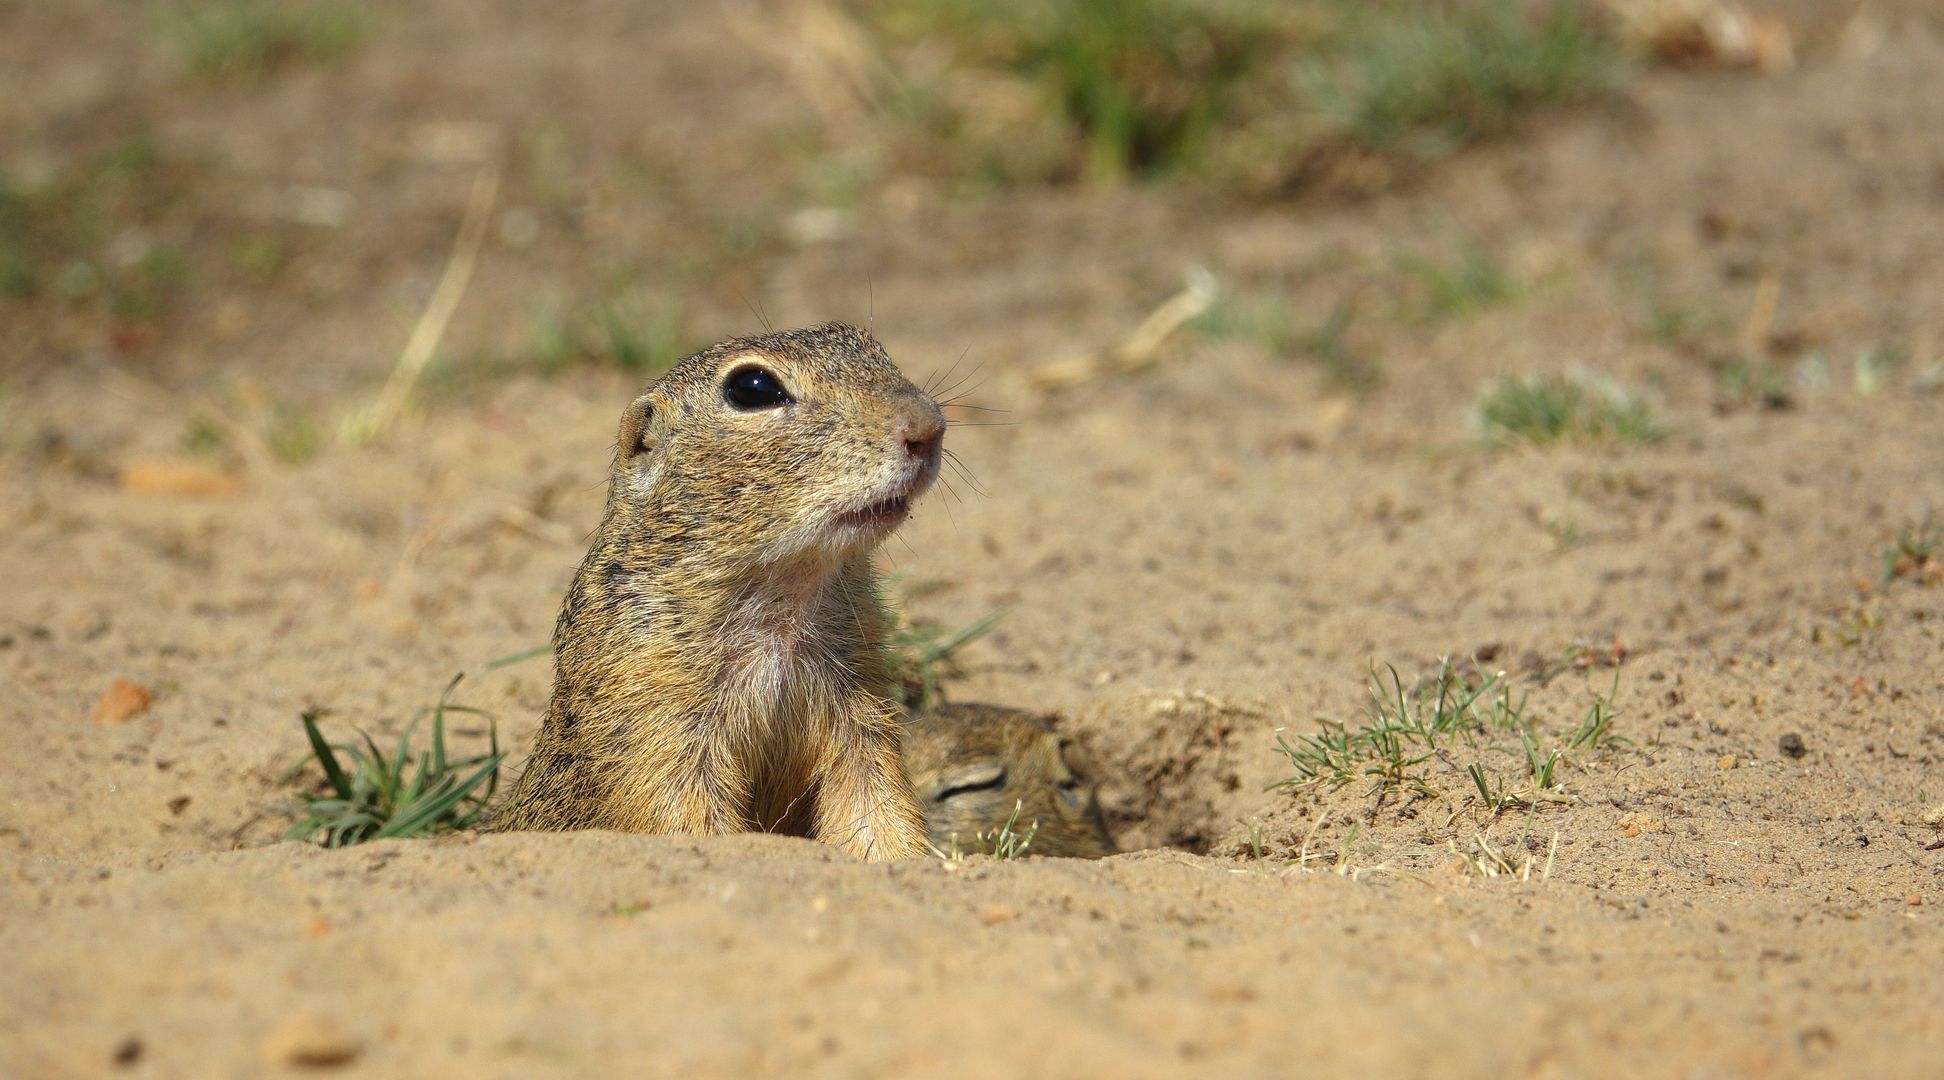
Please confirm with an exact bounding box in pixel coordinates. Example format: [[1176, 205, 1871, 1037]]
[[722, 366, 792, 410]]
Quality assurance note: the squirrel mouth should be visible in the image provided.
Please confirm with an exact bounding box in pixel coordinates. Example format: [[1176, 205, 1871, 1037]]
[[837, 493, 911, 532]]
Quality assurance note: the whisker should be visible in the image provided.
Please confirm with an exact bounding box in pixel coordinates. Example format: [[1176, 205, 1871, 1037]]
[[736, 289, 774, 334], [935, 478, 960, 532], [942, 449, 990, 498], [925, 345, 973, 397], [932, 362, 987, 405], [944, 420, 1017, 428], [939, 402, 1009, 413]]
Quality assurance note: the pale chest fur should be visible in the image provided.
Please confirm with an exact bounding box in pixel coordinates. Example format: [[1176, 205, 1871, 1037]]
[[712, 570, 857, 746]]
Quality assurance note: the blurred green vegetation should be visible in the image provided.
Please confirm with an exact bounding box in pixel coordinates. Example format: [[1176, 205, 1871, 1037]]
[[0, 137, 200, 320], [1476, 373, 1665, 447], [856, 0, 1624, 190], [529, 293, 693, 376], [159, 0, 370, 79]]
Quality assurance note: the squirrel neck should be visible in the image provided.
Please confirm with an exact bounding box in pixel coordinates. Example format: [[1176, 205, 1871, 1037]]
[[554, 518, 889, 709]]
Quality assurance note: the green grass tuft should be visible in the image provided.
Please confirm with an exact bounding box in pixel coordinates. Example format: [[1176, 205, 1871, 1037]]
[[531, 296, 689, 375], [0, 138, 202, 322], [984, 800, 1039, 860], [1475, 373, 1664, 447], [1300, 0, 1622, 158], [870, 0, 1284, 185], [1274, 658, 1625, 817], [281, 674, 502, 848], [880, 577, 1005, 712], [860, 1, 1625, 191], [1192, 286, 1376, 388], [1881, 517, 1942, 587], [1397, 235, 1522, 319], [163, 0, 369, 79]]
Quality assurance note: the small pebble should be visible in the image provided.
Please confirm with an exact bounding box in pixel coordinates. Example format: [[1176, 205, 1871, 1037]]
[[1777, 732, 1807, 758], [260, 1015, 358, 1067], [979, 904, 1019, 926], [1717, 755, 1739, 771], [89, 681, 153, 726]]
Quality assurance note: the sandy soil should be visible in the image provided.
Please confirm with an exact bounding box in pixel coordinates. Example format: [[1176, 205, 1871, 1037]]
[[3, 2, 1942, 1077]]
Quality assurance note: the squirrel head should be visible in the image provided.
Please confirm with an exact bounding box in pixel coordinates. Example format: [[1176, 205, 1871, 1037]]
[[609, 322, 945, 572], [905, 704, 1118, 859]]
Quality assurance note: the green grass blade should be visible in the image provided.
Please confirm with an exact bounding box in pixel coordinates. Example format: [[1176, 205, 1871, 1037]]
[[919, 608, 1007, 665], [300, 711, 353, 799], [485, 644, 552, 669], [373, 753, 503, 839]]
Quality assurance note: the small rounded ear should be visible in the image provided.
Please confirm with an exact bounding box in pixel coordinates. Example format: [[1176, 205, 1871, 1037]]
[[616, 393, 656, 463]]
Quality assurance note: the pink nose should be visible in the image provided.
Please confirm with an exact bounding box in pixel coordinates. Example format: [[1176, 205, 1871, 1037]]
[[899, 417, 943, 461]]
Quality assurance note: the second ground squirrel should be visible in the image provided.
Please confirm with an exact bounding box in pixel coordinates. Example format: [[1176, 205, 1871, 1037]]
[[905, 704, 1117, 858], [491, 323, 942, 861]]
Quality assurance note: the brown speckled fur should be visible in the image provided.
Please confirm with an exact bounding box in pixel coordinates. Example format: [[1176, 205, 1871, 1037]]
[[490, 323, 941, 861], [905, 704, 1117, 859]]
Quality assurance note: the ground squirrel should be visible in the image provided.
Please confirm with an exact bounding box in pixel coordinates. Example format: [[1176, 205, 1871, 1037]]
[[491, 323, 943, 861], [905, 704, 1117, 859]]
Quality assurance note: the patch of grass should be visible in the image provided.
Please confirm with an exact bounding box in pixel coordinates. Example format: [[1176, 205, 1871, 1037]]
[[868, 0, 1287, 185], [1881, 517, 1942, 587], [1568, 670, 1623, 749], [182, 415, 228, 456], [1396, 235, 1521, 319], [1193, 285, 1295, 354], [1273, 659, 1624, 817], [1273, 661, 1526, 802], [1715, 357, 1794, 410], [281, 674, 502, 848], [162, 0, 369, 80], [531, 296, 689, 375], [1543, 515, 1582, 552], [1192, 286, 1376, 388], [983, 800, 1039, 860], [228, 234, 288, 283], [0, 136, 202, 322], [880, 577, 1004, 712], [1852, 343, 1906, 396], [1475, 373, 1665, 447], [1812, 604, 1883, 647], [1299, 0, 1622, 158], [267, 402, 324, 464], [112, 244, 190, 320], [858, 1, 1625, 191]]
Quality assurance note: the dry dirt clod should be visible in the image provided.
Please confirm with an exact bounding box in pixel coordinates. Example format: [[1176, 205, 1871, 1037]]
[[1778, 732, 1807, 758], [1716, 755, 1739, 771], [260, 1014, 359, 1067], [979, 904, 1020, 926], [1617, 811, 1666, 838], [117, 459, 243, 497], [89, 681, 153, 725]]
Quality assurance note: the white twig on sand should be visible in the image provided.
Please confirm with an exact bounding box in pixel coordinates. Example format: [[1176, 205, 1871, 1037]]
[[1030, 266, 1218, 391], [341, 166, 500, 444]]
